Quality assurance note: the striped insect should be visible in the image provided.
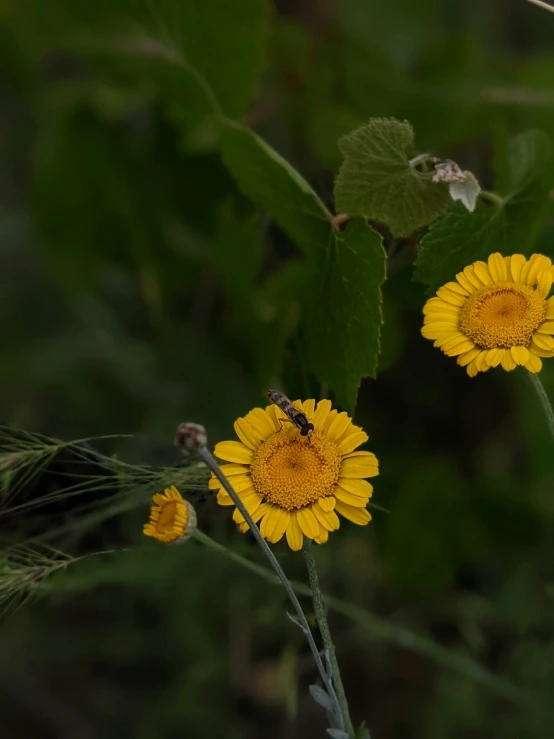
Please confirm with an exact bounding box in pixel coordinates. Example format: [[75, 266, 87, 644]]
[[266, 390, 314, 440]]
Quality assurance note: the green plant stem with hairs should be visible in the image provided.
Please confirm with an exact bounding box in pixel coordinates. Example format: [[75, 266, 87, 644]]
[[527, 372, 554, 442], [303, 540, 355, 738], [196, 446, 347, 734]]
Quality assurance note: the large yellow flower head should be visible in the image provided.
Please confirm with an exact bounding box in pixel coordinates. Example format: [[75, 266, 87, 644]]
[[421, 253, 554, 376], [210, 399, 378, 551], [143, 486, 197, 544]]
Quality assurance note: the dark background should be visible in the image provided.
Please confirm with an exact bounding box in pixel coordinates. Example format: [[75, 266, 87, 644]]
[[1, 1, 554, 737]]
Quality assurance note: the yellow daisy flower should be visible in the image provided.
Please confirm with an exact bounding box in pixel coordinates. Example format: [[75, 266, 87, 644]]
[[210, 399, 378, 551], [421, 253, 554, 376], [143, 485, 197, 544]]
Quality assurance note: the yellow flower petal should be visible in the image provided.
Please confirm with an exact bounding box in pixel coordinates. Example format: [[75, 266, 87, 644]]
[[337, 431, 369, 455], [301, 399, 316, 419], [314, 529, 329, 545], [260, 507, 278, 539], [485, 348, 505, 367], [267, 508, 290, 543], [457, 347, 481, 367], [334, 485, 368, 507], [473, 260, 493, 285], [530, 341, 554, 358], [322, 409, 339, 435], [334, 500, 372, 526], [546, 296, 554, 319], [455, 270, 476, 293], [488, 253, 508, 283], [313, 399, 332, 430], [526, 254, 552, 286], [438, 333, 471, 351], [538, 321, 554, 334], [501, 351, 516, 371], [230, 493, 262, 524], [234, 418, 260, 451], [466, 357, 480, 377], [313, 503, 340, 530], [536, 269, 553, 299], [421, 323, 458, 340], [343, 450, 378, 462], [444, 281, 469, 296], [337, 478, 374, 498], [532, 333, 554, 351], [436, 287, 467, 306], [423, 298, 460, 315], [443, 339, 476, 357], [525, 353, 542, 373], [340, 457, 379, 479], [209, 474, 252, 492], [297, 507, 320, 539], [234, 500, 271, 526], [511, 346, 529, 365], [509, 254, 526, 282], [286, 511, 303, 551], [218, 464, 250, 477], [245, 408, 278, 441], [265, 403, 285, 431], [216, 490, 234, 506], [318, 496, 336, 512], [326, 412, 352, 442], [475, 350, 490, 373], [214, 441, 253, 464]]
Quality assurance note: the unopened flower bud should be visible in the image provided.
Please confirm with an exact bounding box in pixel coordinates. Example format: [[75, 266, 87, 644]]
[[174, 422, 208, 457]]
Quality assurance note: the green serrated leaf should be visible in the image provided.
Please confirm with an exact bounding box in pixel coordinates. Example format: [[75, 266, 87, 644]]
[[304, 219, 387, 413], [414, 130, 553, 293], [219, 122, 386, 410], [334, 117, 450, 237], [221, 120, 331, 257]]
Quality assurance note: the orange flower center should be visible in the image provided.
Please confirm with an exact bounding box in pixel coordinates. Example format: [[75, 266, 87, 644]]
[[459, 283, 546, 349], [250, 427, 341, 510]]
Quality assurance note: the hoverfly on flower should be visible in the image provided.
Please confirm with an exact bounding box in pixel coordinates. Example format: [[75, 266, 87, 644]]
[[266, 389, 314, 440]]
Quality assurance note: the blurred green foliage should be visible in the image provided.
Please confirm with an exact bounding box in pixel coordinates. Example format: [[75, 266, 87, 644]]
[[1, 0, 554, 737]]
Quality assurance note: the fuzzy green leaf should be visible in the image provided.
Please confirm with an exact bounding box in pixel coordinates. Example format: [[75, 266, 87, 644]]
[[414, 130, 553, 293], [334, 118, 450, 237], [221, 120, 331, 257], [304, 219, 386, 413]]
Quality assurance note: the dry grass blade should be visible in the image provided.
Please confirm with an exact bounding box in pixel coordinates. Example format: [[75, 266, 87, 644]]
[[527, 0, 554, 12]]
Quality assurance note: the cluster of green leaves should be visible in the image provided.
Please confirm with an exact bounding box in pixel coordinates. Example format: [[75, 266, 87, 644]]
[[8, 0, 554, 415]]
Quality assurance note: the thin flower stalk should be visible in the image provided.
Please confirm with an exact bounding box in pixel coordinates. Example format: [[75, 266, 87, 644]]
[[197, 446, 346, 731], [303, 540, 355, 738], [527, 372, 554, 442]]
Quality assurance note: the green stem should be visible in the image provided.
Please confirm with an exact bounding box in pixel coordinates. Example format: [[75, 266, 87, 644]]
[[408, 153, 433, 169], [479, 190, 504, 207], [303, 541, 355, 738], [527, 372, 554, 442], [197, 447, 344, 729]]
